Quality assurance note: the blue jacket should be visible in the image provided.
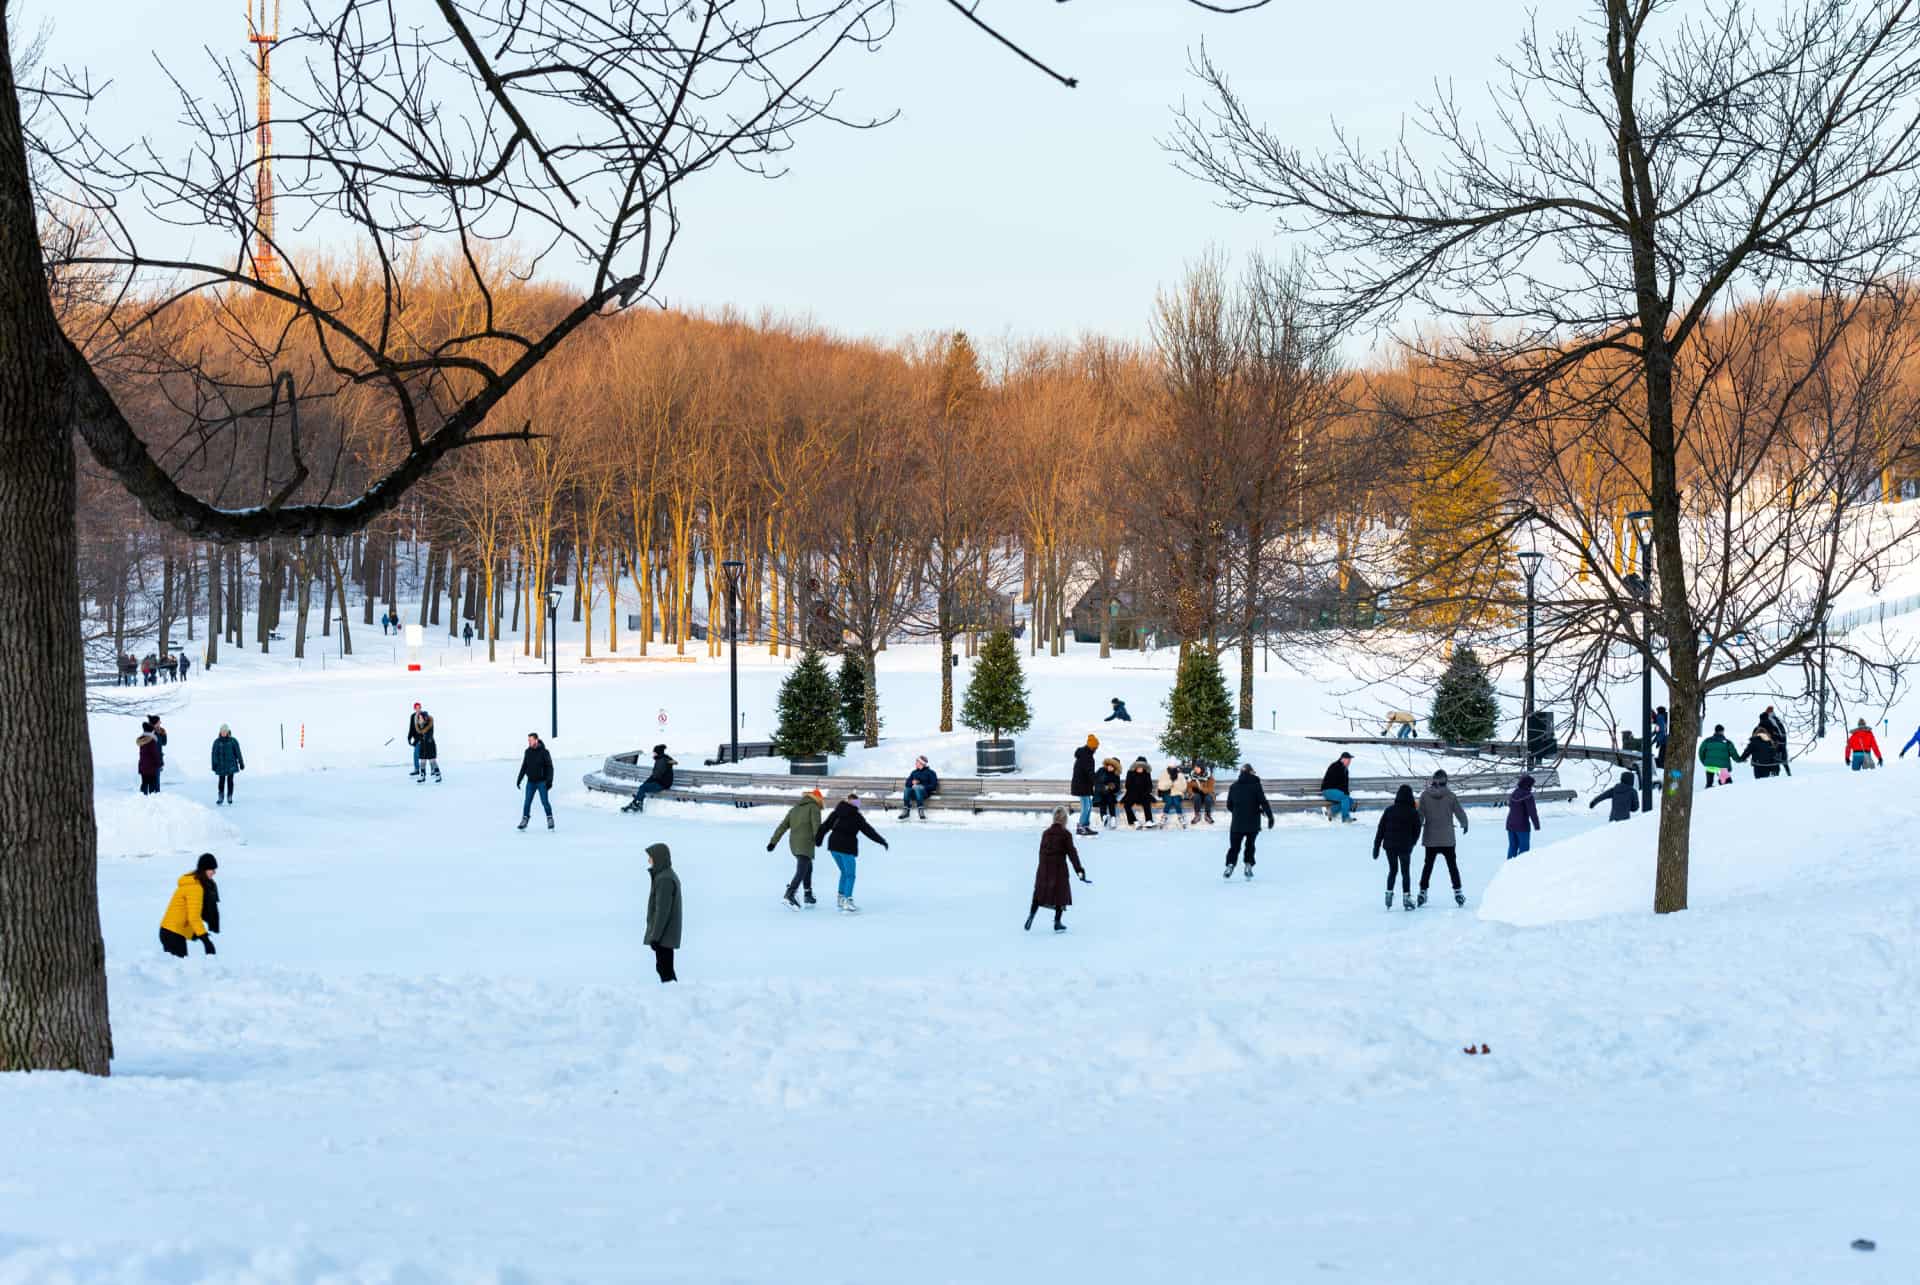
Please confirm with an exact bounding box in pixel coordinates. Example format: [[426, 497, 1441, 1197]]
[[210, 735, 245, 776], [904, 766, 939, 795], [1902, 727, 1920, 757]]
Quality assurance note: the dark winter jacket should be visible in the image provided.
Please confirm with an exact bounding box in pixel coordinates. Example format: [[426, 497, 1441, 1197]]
[[137, 733, 162, 776], [408, 713, 438, 759], [149, 723, 167, 764], [210, 735, 245, 776], [1319, 759, 1351, 794], [1105, 700, 1132, 722], [645, 751, 676, 789], [770, 795, 823, 856], [903, 766, 939, 796], [201, 874, 221, 936], [1225, 769, 1274, 835], [1742, 729, 1782, 771], [1030, 822, 1087, 911], [1121, 763, 1156, 805], [1093, 764, 1122, 801], [1417, 782, 1469, 846], [1590, 774, 1638, 822], [1372, 785, 1421, 858], [1697, 733, 1737, 770], [816, 799, 887, 856], [1504, 776, 1541, 833], [517, 743, 555, 787], [1760, 711, 1788, 755], [644, 844, 683, 949], [1070, 746, 1097, 796]]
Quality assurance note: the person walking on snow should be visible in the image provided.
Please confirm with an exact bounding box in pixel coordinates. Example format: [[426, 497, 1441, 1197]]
[[1223, 763, 1275, 879], [516, 733, 556, 830], [1742, 725, 1783, 780], [463, 622, 474, 647], [1372, 784, 1421, 910], [1505, 773, 1541, 858], [1759, 705, 1791, 775], [1589, 771, 1638, 821], [158, 854, 219, 957], [643, 843, 682, 983], [1697, 724, 1738, 788], [1320, 753, 1356, 823], [1188, 760, 1216, 824], [768, 788, 825, 909], [1900, 722, 1920, 760], [1104, 697, 1132, 723], [1071, 736, 1100, 836], [815, 792, 889, 912], [177, 653, 190, 682], [1026, 807, 1090, 933], [899, 756, 939, 820], [622, 744, 675, 812], [1846, 719, 1883, 770], [1416, 770, 1470, 907], [1156, 761, 1188, 828], [136, 723, 163, 795], [210, 725, 244, 805], [1093, 757, 1123, 829], [1121, 757, 1157, 829]]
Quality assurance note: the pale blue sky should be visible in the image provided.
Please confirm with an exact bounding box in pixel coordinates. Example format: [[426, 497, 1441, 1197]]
[[33, 0, 1514, 345]]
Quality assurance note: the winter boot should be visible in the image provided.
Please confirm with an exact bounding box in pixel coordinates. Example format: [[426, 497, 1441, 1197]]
[[1417, 890, 1429, 908], [518, 816, 530, 831], [803, 890, 817, 907], [1403, 894, 1416, 911], [1454, 889, 1466, 908], [784, 890, 802, 911]]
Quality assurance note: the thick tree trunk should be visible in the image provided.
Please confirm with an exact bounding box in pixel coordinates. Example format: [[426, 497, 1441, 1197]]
[[293, 538, 314, 659], [205, 543, 221, 665], [862, 650, 881, 749], [0, 24, 114, 1073]]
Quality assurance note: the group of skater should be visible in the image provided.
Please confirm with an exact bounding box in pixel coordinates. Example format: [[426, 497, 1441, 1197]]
[[116, 652, 190, 685], [1067, 736, 1227, 834]]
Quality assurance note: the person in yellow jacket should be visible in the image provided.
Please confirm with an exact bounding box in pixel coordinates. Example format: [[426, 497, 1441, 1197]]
[[160, 854, 220, 957]]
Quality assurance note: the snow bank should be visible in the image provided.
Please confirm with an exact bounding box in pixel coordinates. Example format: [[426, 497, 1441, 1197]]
[[1480, 765, 1911, 926], [95, 793, 241, 862]]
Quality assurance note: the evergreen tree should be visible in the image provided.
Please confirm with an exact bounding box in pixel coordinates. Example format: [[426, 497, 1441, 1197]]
[[960, 630, 1033, 742], [1430, 645, 1500, 743], [836, 653, 874, 738], [771, 649, 845, 759], [1161, 647, 1240, 765]]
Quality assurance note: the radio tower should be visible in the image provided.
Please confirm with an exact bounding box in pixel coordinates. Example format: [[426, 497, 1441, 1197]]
[[246, 0, 282, 285]]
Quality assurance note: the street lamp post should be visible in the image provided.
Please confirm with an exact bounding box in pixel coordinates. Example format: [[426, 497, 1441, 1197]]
[[722, 560, 745, 765], [545, 585, 563, 739], [1517, 548, 1545, 770], [1626, 510, 1655, 812]]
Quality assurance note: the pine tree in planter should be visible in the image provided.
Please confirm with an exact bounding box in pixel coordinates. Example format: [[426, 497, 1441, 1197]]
[[1430, 645, 1499, 744], [771, 650, 845, 772], [1161, 647, 1240, 766], [836, 653, 869, 739], [960, 630, 1031, 772]]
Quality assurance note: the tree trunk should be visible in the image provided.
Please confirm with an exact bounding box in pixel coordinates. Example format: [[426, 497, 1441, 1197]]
[[0, 23, 114, 1071], [322, 539, 354, 657], [205, 543, 221, 666], [293, 538, 314, 658], [938, 598, 955, 733], [1239, 530, 1258, 729], [862, 650, 881, 749]]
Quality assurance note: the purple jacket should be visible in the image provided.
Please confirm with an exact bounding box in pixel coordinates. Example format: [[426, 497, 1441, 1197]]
[[1504, 777, 1540, 832]]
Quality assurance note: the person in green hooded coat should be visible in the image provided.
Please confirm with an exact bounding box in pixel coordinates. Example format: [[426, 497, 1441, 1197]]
[[644, 843, 682, 983], [767, 787, 824, 909]]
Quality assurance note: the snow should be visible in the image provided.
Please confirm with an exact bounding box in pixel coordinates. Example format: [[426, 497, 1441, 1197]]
[[14, 599, 1918, 1282]]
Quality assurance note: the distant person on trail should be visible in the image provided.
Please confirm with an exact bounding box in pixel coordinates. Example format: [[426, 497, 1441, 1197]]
[[1223, 763, 1275, 880], [137, 724, 163, 795], [148, 713, 168, 778], [210, 725, 245, 805], [1121, 757, 1157, 829], [1187, 760, 1216, 824], [1104, 698, 1132, 723], [1320, 752, 1355, 823], [1025, 807, 1090, 933], [158, 854, 219, 958], [1156, 761, 1188, 828], [1416, 770, 1469, 908], [176, 653, 190, 682], [815, 792, 888, 913], [643, 843, 682, 983], [407, 704, 441, 782], [768, 788, 825, 909], [622, 743, 675, 813], [899, 756, 939, 820], [1385, 711, 1418, 740], [1589, 771, 1638, 822], [517, 732, 555, 831], [164, 654, 179, 682], [141, 654, 156, 685], [1846, 719, 1883, 770], [1093, 756, 1123, 829], [1742, 725, 1783, 780], [1697, 725, 1738, 788], [1759, 705, 1790, 775], [463, 622, 474, 647], [1372, 784, 1421, 910], [1505, 774, 1541, 858], [1071, 736, 1099, 836]]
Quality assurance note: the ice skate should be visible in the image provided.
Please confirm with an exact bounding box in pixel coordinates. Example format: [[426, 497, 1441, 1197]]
[[1052, 921, 1067, 933], [803, 890, 817, 907], [517, 816, 529, 831], [546, 815, 554, 830], [1417, 890, 1429, 908], [1024, 909, 1036, 931], [836, 894, 847, 911], [898, 809, 910, 821], [841, 897, 859, 914], [1454, 889, 1466, 907], [1243, 865, 1254, 880], [784, 890, 802, 910], [1403, 894, 1416, 911], [1385, 888, 1394, 909], [1223, 864, 1235, 879], [917, 807, 926, 820]]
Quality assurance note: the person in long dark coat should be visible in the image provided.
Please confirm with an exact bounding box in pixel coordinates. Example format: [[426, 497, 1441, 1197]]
[[1372, 784, 1421, 910], [1070, 736, 1099, 835], [1742, 725, 1782, 780], [1759, 705, 1790, 775], [1025, 807, 1090, 933], [1093, 757, 1123, 829], [1121, 757, 1157, 829], [1224, 764, 1274, 879]]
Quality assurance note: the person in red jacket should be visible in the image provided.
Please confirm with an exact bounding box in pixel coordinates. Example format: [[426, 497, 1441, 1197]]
[[1845, 719, 1883, 770]]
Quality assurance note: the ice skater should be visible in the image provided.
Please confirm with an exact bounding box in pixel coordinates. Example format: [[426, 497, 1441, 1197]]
[[210, 724, 245, 805], [644, 843, 681, 982], [815, 791, 888, 913], [623, 744, 675, 812], [1155, 760, 1188, 828], [1416, 770, 1469, 907], [406, 704, 441, 781], [1121, 757, 1157, 829], [1093, 756, 1122, 829], [517, 732, 555, 830], [1223, 763, 1274, 879], [1025, 807, 1090, 933], [1187, 759, 1216, 824], [1372, 784, 1420, 910], [768, 787, 825, 909], [1071, 736, 1099, 836], [159, 854, 219, 957]]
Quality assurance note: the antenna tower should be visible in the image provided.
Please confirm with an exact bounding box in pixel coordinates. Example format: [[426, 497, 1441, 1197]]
[[246, 0, 282, 285]]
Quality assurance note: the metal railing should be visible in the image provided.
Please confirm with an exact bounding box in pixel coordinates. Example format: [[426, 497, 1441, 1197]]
[[1829, 592, 1920, 636]]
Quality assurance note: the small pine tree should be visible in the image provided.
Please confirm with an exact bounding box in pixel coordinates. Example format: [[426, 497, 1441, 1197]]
[[836, 653, 866, 738], [1161, 647, 1240, 765], [1430, 645, 1500, 743], [960, 630, 1033, 742], [771, 650, 845, 759]]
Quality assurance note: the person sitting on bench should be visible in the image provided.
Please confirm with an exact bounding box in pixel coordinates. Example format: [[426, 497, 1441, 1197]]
[[900, 756, 939, 819]]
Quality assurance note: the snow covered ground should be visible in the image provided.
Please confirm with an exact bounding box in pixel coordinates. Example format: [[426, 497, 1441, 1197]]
[[12, 608, 1917, 1282]]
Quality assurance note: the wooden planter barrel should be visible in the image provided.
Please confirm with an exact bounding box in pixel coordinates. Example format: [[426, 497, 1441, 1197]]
[[788, 754, 830, 776], [976, 739, 1017, 775]]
